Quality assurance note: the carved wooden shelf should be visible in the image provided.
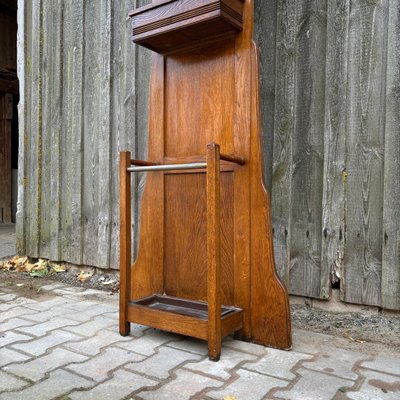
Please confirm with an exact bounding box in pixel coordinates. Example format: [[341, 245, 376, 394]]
[[129, 0, 244, 54]]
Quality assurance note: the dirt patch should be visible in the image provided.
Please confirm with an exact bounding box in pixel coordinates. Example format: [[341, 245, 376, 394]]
[[0, 270, 57, 301], [291, 304, 400, 351]]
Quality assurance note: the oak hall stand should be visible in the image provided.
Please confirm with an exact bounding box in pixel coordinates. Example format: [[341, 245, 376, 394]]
[[120, 0, 292, 361]]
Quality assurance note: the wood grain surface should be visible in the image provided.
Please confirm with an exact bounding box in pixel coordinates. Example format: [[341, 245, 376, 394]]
[[124, 0, 291, 351]]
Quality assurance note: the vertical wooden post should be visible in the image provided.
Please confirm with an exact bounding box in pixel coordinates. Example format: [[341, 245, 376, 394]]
[[206, 142, 221, 361], [119, 151, 131, 336]]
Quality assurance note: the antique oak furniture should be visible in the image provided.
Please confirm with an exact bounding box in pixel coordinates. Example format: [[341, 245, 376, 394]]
[[120, 0, 291, 361]]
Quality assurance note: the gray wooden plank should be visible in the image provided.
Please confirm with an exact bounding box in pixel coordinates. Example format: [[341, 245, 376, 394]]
[[60, 0, 73, 262], [343, 0, 388, 306], [97, 0, 112, 268], [82, 1, 100, 266], [49, 0, 63, 261], [27, 0, 42, 258], [382, 0, 400, 311], [288, 0, 327, 298], [109, 0, 126, 270], [60, 0, 84, 265], [254, 0, 277, 193], [271, 0, 297, 286], [320, 0, 350, 300], [109, 0, 151, 269], [16, 0, 27, 254], [68, 0, 84, 265], [38, 0, 53, 258]]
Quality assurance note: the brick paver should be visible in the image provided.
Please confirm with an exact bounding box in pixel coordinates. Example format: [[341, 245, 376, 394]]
[[185, 348, 257, 380], [244, 347, 313, 380], [303, 347, 366, 381], [346, 369, 400, 400], [65, 347, 145, 382], [1, 278, 399, 400], [69, 369, 158, 400], [274, 368, 353, 400], [207, 368, 288, 400], [361, 355, 400, 376], [0, 369, 92, 400], [137, 369, 222, 400], [0, 348, 31, 367], [125, 346, 202, 380], [4, 348, 88, 381], [62, 329, 131, 356], [0, 371, 29, 393], [11, 329, 82, 356], [15, 317, 80, 337], [115, 329, 181, 356], [0, 331, 33, 347]]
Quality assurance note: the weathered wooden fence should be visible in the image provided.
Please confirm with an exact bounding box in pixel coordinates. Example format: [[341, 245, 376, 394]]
[[17, 0, 400, 310]]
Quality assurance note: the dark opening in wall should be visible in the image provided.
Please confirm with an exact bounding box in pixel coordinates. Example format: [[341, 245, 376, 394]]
[[331, 280, 340, 290]]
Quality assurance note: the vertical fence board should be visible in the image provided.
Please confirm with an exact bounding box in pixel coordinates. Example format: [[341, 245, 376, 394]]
[[343, 0, 388, 306], [60, 0, 84, 265], [109, 0, 151, 269], [109, 0, 125, 269], [320, 0, 349, 299], [382, 1, 400, 310], [69, 0, 84, 265], [27, 0, 42, 258], [38, 0, 53, 258], [97, 0, 112, 268], [16, 0, 27, 253], [254, 0, 277, 192], [49, 0, 63, 261], [271, 0, 297, 285], [82, 1, 101, 266], [289, 0, 327, 298]]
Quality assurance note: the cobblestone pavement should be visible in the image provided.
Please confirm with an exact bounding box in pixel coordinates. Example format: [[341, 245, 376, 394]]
[[1, 281, 399, 400]]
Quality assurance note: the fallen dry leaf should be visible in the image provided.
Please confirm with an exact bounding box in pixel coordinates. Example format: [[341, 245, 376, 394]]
[[4, 261, 15, 271], [51, 263, 66, 273], [32, 259, 48, 271], [24, 263, 36, 272], [77, 270, 94, 282], [343, 331, 366, 344], [224, 396, 237, 400]]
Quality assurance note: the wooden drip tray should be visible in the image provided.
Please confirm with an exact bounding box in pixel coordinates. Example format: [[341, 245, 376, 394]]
[[127, 294, 243, 341], [133, 294, 240, 319]]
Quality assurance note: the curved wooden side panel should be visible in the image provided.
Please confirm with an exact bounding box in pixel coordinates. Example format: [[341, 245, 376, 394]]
[[249, 42, 292, 350]]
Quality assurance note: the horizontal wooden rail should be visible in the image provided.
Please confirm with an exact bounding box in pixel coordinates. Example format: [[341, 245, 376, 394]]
[[220, 153, 245, 165], [130, 159, 159, 166], [127, 153, 244, 173]]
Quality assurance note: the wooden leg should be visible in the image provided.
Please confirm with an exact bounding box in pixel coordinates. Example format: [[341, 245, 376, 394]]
[[206, 143, 222, 361], [119, 151, 132, 336]]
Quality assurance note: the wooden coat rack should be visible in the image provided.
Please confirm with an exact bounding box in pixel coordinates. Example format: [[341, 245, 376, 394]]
[[120, 0, 291, 361]]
